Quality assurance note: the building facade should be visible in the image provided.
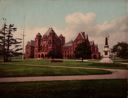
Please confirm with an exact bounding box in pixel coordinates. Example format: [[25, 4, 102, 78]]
[[25, 40, 35, 58], [25, 28, 100, 59], [63, 32, 100, 59]]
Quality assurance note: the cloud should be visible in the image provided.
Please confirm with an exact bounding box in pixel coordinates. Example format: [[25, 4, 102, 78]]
[[65, 12, 96, 40], [95, 16, 128, 49], [64, 12, 128, 52], [96, 16, 128, 35], [65, 12, 96, 26]]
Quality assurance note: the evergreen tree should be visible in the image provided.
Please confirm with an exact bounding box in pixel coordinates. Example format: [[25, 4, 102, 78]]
[[0, 21, 22, 62]]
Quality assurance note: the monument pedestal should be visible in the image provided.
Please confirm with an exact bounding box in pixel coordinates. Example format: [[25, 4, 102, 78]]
[[100, 37, 113, 63], [100, 57, 113, 63]]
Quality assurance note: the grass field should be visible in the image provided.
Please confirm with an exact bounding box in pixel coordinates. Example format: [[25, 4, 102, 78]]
[[0, 79, 127, 98], [114, 59, 128, 63], [1, 58, 127, 69], [0, 59, 127, 98], [0, 62, 111, 77], [0, 59, 127, 77]]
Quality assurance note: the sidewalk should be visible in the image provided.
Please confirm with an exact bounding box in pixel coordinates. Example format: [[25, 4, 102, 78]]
[[0, 68, 127, 82]]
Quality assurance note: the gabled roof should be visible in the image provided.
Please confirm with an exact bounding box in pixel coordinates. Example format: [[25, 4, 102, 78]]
[[80, 32, 85, 39], [80, 32, 88, 39], [74, 32, 88, 41], [59, 34, 64, 38], [44, 28, 56, 36]]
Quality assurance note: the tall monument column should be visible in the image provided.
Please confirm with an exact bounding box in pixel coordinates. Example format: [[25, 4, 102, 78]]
[[100, 36, 113, 63]]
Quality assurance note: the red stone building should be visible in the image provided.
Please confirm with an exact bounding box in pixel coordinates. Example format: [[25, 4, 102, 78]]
[[25, 28, 100, 59], [25, 40, 35, 58], [25, 28, 65, 58], [63, 32, 100, 59]]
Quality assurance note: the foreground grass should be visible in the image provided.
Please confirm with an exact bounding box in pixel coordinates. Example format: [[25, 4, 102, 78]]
[[0, 63, 111, 77], [0, 79, 127, 98]]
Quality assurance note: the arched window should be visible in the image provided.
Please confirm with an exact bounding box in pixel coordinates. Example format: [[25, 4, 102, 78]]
[[41, 54, 44, 58]]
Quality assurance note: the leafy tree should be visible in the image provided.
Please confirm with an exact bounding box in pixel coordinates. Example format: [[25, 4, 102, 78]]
[[0, 22, 22, 62], [74, 42, 91, 62], [112, 42, 128, 59], [47, 50, 62, 59]]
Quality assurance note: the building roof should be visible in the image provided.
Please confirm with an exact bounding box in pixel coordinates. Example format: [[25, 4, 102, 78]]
[[59, 34, 64, 38], [80, 32, 85, 39], [73, 32, 88, 41], [90, 41, 94, 46], [63, 40, 73, 47], [35, 33, 42, 39], [80, 32, 88, 39], [44, 28, 56, 36], [27, 40, 35, 46]]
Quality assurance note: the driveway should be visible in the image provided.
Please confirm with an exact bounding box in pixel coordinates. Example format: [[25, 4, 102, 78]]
[[0, 66, 127, 83]]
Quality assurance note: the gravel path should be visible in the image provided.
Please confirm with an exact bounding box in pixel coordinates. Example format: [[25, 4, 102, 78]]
[[0, 66, 127, 83]]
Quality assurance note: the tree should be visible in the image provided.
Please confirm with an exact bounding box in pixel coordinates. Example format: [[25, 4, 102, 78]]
[[47, 50, 62, 59], [74, 42, 91, 62], [112, 42, 128, 59], [0, 21, 22, 62]]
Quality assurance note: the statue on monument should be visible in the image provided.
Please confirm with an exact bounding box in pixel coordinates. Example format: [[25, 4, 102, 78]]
[[100, 35, 113, 63]]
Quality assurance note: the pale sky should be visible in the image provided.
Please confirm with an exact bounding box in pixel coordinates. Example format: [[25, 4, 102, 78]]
[[0, 0, 128, 52]]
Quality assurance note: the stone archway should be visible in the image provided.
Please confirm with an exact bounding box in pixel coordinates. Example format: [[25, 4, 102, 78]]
[[41, 54, 44, 58], [38, 54, 40, 58], [93, 55, 97, 59]]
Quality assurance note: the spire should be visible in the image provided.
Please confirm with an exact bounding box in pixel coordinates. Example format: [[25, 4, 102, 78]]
[[105, 37, 108, 46], [36, 32, 41, 37], [59, 34, 64, 37]]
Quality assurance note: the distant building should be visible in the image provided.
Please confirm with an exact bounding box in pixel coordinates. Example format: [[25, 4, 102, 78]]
[[25, 28, 100, 59], [25, 40, 35, 58]]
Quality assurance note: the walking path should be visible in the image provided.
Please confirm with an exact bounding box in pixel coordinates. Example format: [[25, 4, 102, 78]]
[[0, 66, 127, 82]]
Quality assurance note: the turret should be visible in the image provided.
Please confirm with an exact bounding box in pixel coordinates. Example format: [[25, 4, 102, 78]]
[[59, 34, 65, 46], [35, 33, 42, 53]]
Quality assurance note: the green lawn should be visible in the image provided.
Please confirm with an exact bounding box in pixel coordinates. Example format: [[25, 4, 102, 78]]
[[0, 63, 111, 77], [0, 79, 127, 98], [3, 58, 127, 69], [85, 62, 128, 69], [114, 59, 128, 63], [0, 59, 127, 77]]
